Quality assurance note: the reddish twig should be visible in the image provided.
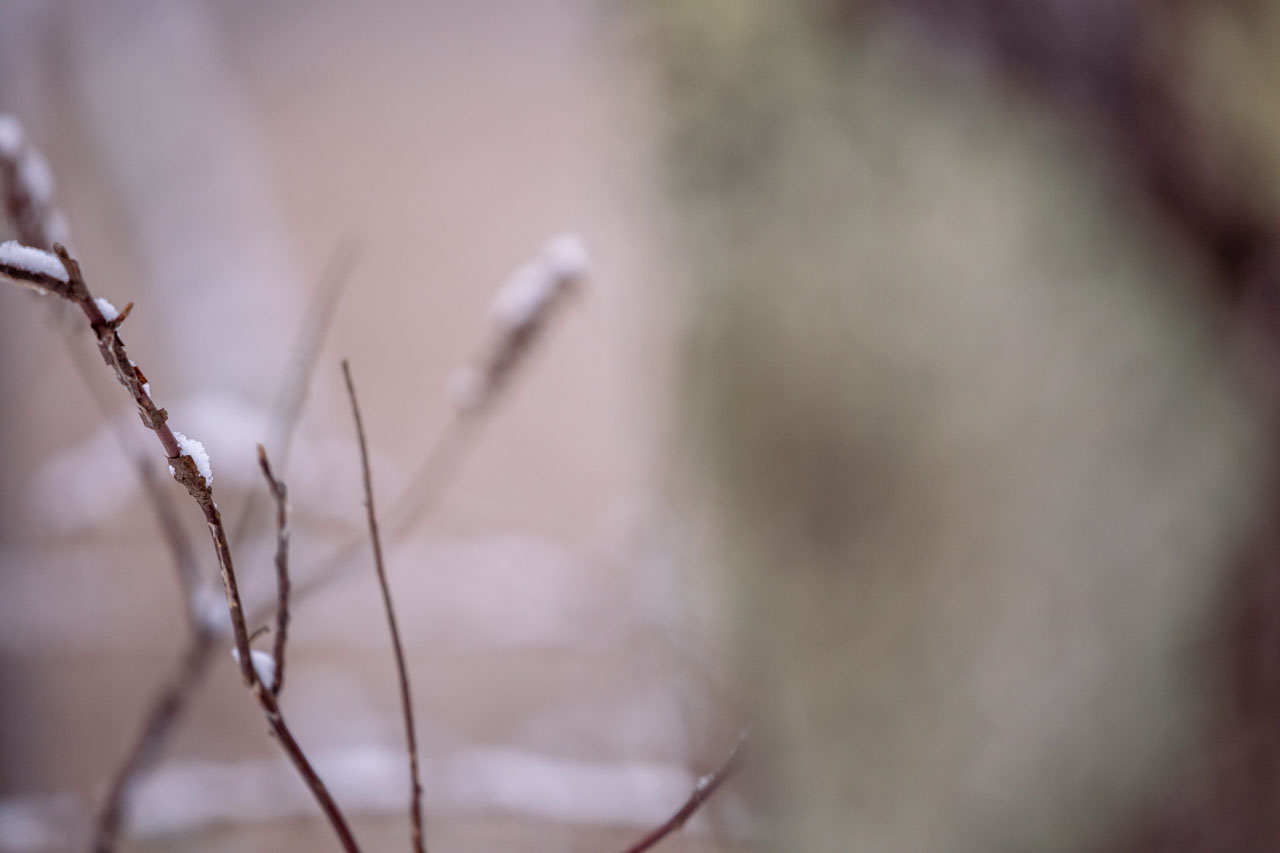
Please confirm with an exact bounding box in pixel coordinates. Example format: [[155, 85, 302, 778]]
[[91, 240, 355, 847], [257, 445, 292, 696], [342, 359, 427, 853], [262, 235, 588, 619], [0, 243, 361, 853], [616, 727, 749, 853], [0, 119, 200, 615]]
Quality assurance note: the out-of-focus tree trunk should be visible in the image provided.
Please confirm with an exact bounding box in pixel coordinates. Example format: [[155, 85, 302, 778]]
[[653, 2, 1280, 850]]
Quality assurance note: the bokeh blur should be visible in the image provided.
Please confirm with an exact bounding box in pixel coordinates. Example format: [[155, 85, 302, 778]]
[[0, 2, 727, 851], [6, 2, 1280, 853]]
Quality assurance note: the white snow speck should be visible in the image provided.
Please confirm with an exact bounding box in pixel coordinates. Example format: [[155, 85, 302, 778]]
[[0, 115, 24, 158], [171, 429, 212, 487], [491, 262, 553, 328], [94, 297, 119, 322], [17, 149, 54, 205], [542, 233, 589, 281], [0, 240, 67, 282], [142, 381, 151, 397], [490, 234, 589, 329], [231, 647, 276, 687]]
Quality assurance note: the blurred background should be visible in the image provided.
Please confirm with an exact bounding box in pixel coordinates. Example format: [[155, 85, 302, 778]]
[[5, 1, 1280, 852], [0, 2, 736, 851]]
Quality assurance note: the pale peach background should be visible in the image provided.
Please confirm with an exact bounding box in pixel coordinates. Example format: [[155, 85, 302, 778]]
[[0, 2, 738, 850]]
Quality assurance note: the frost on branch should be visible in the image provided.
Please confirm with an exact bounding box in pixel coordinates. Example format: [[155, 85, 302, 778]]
[[450, 233, 589, 413], [231, 647, 277, 688], [0, 115, 23, 158], [0, 114, 70, 249], [93, 297, 120, 322], [0, 240, 69, 285], [168, 430, 212, 488], [490, 232, 588, 329]]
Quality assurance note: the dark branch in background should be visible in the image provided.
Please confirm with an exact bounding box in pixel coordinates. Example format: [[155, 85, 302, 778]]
[[275, 234, 590, 616], [0, 118, 201, 616], [0, 243, 361, 853], [89, 228, 589, 843], [90, 628, 216, 853], [90, 238, 358, 849], [616, 727, 749, 853], [342, 359, 427, 853], [257, 445, 292, 696], [230, 241, 360, 547]]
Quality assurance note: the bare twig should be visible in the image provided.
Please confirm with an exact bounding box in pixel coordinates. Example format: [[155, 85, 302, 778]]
[[0, 242, 361, 853], [264, 234, 588, 617], [90, 240, 354, 847], [342, 359, 427, 853], [230, 241, 359, 547], [257, 444, 292, 696], [0, 118, 200, 613], [274, 415, 474, 618], [64, 340, 204, 616], [616, 727, 749, 853]]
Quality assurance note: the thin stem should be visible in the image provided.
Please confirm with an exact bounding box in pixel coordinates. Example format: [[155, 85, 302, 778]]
[[616, 727, 749, 853], [271, 413, 476, 621], [342, 359, 427, 853], [257, 444, 292, 696], [260, 234, 585, 618], [0, 126, 200, 622], [0, 244, 360, 853]]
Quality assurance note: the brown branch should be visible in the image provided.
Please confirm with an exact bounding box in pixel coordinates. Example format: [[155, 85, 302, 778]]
[[616, 728, 749, 853], [0, 243, 360, 852], [260, 236, 587, 619], [63, 231, 589, 849], [257, 445, 292, 696], [91, 240, 354, 846], [271, 415, 474, 621], [1, 122, 200, 611], [342, 359, 427, 853]]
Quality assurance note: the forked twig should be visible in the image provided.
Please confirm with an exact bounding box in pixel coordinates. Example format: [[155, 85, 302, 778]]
[[0, 242, 360, 853], [268, 234, 589, 618], [94, 229, 587, 844], [257, 445, 292, 696], [92, 240, 355, 847], [342, 359, 427, 853], [616, 727, 749, 853]]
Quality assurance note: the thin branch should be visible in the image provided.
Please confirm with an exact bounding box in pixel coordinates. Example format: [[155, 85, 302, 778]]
[[261, 234, 588, 619], [273, 415, 475, 619], [0, 120, 200, 612], [616, 727, 749, 853], [342, 359, 427, 853], [257, 444, 292, 696], [230, 241, 359, 547], [0, 243, 361, 853], [90, 628, 216, 853], [68, 231, 590, 849]]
